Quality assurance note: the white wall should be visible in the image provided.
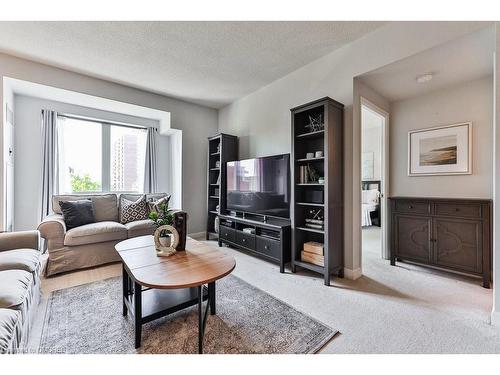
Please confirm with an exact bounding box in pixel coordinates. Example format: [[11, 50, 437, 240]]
[[13, 95, 175, 231], [2, 79, 14, 231], [361, 119, 382, 180], [390, 76, 493, 199], [0, 53, 218, 233]]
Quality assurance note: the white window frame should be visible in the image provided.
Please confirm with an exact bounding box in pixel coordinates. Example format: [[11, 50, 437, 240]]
[[57, 114, 148, 194]]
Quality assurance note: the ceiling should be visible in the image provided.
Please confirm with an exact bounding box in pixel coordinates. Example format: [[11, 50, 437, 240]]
[[0, 21, 386, 108], [358, 26, 495, 102]]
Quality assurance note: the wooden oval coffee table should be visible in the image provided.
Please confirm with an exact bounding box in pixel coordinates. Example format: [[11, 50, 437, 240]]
[[115, 236, 236, 353]]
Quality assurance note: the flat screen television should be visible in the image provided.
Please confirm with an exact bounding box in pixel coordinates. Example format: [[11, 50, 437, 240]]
[[226, 154, 290, 219]]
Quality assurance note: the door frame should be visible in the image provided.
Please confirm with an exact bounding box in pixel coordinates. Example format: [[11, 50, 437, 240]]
[[360, 97, 390, 259]]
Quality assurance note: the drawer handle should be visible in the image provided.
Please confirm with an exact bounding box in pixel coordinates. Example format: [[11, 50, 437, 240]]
[[264, 245, 269, 250]]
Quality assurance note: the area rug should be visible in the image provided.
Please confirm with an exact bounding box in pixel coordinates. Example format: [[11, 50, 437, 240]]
[[40, 274, 336, 354]]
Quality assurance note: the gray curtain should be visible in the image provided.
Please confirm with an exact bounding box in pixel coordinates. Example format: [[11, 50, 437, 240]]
[[144, 127, 158, 193], [40, 110, 59, 220]]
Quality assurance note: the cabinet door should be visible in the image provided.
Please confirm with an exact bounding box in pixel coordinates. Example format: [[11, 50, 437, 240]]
[[433, 218, 482, 273], [394, 214, 431, 263]]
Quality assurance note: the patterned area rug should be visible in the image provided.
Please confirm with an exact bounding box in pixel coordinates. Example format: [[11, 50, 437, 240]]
[[40, 275, 337, 354]]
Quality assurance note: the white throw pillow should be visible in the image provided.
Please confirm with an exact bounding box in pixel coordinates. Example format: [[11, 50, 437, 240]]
[[362, 189, 380, 204]]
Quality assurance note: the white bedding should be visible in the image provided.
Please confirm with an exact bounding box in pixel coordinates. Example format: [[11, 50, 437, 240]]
[[362, 203, 378, 227]]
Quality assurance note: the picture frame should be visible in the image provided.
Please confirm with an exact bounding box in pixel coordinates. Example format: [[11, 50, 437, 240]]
[[408, 122, 472, 176]]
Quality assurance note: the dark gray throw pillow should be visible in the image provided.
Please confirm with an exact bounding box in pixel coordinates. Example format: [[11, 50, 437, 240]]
[[59, 199, 95, 230]]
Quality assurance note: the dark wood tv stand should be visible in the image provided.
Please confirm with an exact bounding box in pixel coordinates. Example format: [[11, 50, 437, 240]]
[[218, 213, 291, 273]]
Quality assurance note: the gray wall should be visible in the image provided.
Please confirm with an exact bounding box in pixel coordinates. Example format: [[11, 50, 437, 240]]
[[0, 53, 218, 233], [390, 76, 493, 199], [13, 95, 173, 231]]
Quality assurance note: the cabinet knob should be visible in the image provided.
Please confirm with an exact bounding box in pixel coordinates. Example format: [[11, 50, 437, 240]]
[[264, 245, 269, 250], [408, 205, 413, 209], [242, 238, 246, 242]]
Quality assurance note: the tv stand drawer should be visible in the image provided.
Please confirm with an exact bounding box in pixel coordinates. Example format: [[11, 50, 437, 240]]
[[256, 236, 280, 260], [235, 231, 255, 249], [220, 226, 235, 243]]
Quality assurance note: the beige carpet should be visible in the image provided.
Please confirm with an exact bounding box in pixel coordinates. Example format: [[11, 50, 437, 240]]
[[203, 227, 500, 353], [31, 228, 500, 353]]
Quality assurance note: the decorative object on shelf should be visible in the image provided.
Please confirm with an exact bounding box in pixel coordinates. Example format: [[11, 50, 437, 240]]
[[318, 177, 325, 184], [315, 151, 323, 158], [214, 188, 220, 196], [408, 122, 472, 176], [214, 216, 219, 233], [304, 113, 324, 133], [306, 152, 315, 159], [299, 164, 319, 183], [153, 224, 179, 257], [216, 204, 220, 213], [216, 143, 221, 153], [215, 160, 221, 168], [216, 172, 221, 185], [301, 241, 324, 266], [305, 208, 324, 230]]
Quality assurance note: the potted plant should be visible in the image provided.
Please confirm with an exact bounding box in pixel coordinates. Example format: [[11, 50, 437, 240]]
[[149, 201, 175, 247]]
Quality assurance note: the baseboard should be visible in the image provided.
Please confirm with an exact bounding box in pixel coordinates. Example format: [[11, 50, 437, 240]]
[[490, 310, 500, 326], [343, 267, 362, 280], [188, 231, 207, 240]]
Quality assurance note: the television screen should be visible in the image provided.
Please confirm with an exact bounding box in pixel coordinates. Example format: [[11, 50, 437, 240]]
[[226, 154, 290, 219]]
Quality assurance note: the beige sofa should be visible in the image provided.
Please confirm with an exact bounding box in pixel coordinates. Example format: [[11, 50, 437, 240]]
[[0, 231, 41, 354], [38, 193, 168, 276]]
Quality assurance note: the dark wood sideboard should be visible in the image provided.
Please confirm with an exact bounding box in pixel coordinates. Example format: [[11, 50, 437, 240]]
[[389, 197, 492, 288]]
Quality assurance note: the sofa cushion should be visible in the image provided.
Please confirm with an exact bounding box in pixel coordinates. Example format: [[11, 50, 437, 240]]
[[64, 221, 127, 246], [59, 199, 95, 230], [91, 194, 119, 222], [0, 270, 32, 309], [119, 196, 148, 224], [0, 308, 21, 354], [0, 249, 41, 273], [125, 219, 156, 238]]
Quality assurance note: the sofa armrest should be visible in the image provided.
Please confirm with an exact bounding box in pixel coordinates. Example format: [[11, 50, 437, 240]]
[[38, 214, 66, 251], [0, 230, 40, 252]]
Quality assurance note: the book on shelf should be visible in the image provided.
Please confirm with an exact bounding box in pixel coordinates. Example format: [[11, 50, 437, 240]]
[[301, 251, 324, 266], [305, 223, 324, 230], [305, 218, 324, 225], [303, 241, 324, 255]]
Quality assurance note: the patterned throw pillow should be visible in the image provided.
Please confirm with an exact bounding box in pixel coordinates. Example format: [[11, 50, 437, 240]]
[[147, 195, 171, 214], [119, 196, 148, 224]]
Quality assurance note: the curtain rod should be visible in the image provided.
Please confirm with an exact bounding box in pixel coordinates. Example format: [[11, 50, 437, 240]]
[[57, 112, 155, 131]]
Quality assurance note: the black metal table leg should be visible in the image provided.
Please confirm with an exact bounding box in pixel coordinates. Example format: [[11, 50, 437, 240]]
[[122, 264, 128, 317], [208, 282, 216, 315], [134, 282, 142, 349], [198, 286, 203, 353], [197, 284, 213, 354]]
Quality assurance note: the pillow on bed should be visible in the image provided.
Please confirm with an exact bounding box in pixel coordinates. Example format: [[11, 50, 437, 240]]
[[362, 189, 380, 204]]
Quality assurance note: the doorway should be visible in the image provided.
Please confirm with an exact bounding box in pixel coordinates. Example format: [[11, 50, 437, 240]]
[[360, 98, 389, 261]]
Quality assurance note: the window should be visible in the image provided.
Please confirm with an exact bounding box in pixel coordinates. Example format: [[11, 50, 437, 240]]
[[57, 116, 147, 194]]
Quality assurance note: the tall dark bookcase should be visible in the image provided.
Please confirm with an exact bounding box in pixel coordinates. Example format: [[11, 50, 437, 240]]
[[290, 97, 344, 285], [206, 133, 238, 240]]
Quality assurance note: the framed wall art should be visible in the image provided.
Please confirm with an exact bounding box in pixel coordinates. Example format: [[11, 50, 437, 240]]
[[408, 122, 472, 176]]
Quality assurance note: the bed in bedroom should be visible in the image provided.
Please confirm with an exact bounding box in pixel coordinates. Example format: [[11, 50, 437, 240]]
[[362, 180, 381, 227]]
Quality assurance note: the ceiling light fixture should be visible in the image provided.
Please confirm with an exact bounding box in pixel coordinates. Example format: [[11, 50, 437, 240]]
[[416, 73, 433, 84]]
